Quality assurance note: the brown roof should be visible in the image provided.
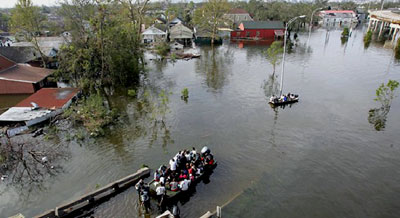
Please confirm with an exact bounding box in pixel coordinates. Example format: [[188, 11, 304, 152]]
[[0, 63, 53, 83], [16, 88, 80, 109], [0, 55, 16, 71], [228, 8, 250, 14]]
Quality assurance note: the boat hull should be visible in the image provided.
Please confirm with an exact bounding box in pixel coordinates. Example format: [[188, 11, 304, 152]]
[[269, 98, 299, 106]]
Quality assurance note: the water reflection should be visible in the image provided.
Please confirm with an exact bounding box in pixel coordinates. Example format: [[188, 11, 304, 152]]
[[263, 74, 279, 98], [368, 106, 390, 131], [195, 46, 233, 91], [0, 132, 69, 199]]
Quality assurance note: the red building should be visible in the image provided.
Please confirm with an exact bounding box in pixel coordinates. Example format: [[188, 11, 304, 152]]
[[0, 55, 53, 94], [231, 21, 285, 40]]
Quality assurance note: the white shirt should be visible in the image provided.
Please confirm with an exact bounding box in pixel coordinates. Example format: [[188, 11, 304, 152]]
[[185, 153, 191, 161], [160, 176, 165, 184], [179, 179, 191, 191], [156, 186, 166, 195], [170, 159, 177, 171]]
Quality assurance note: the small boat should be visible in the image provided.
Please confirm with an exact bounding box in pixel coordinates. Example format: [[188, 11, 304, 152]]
[[149, 147, 217, 200], [269, 96, 299, 106]]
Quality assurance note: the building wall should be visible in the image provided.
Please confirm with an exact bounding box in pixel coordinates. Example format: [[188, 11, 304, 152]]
[[142, 34, 166, 44], [0, 80, 35, 94], [231, 29, 284, 39], [323, 17, 356, 27]]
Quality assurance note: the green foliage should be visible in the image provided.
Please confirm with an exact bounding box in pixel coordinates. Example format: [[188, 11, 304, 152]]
[[128, 89, 136, 97], [0, 13, 10, 32], [364, 30, 372, 48], [10, 0, 48, 66], [265, 41, 283, 76], [65, 94, 117, 137], [56, 0, 144, 92], [341, 27, 349, 38], [395, 39, 400, 60], [374, 80, 399, 106], [10, 0, 47, 38], [368, 107, 388, 131], [181, 88, 189, 99], [75, 131, 85, 141], [155, 42, 170, 58], [170, 52, 177, 61], [193, 0, 230, 44]]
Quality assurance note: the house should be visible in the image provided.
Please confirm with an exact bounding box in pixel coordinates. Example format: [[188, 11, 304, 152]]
[[224, 8, 253, 26], [319, 10, 358, 27], [169, 23, 193, 46], [142, 26, 167, 44], [155, 17, 167, 24], [194, 27, 222, 44], [0, 46, 42, 66], [169, 17, 184, 28], [0, 55, 53, 94], [0, 36, 13, 47], [230, 21, 285, 40], [11, 36, 69, 68], [0, 88, 80, 136]]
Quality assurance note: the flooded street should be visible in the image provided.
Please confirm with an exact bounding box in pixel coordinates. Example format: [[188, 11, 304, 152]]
[[2, 26, 400, 218]]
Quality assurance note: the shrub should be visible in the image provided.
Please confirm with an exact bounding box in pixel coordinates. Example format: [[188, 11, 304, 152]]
[[128, 89, 136, 97], [65, 94, 117, 137], [155, 42, 170, 58], [364, 30, 372, 48], [181, 88, 189, 99], [342, 27, 349, 38]]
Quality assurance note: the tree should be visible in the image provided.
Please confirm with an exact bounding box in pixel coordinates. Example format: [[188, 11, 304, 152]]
[[375, 80, 399, 107], [0, 13, 10, 32], [10, 0, 48, 67], [193, 0, 230, 44], [364, 30, 372, 48], [368, 80, 399, 131], [56, 0, 144, 92], [266, 41, 283, 76]]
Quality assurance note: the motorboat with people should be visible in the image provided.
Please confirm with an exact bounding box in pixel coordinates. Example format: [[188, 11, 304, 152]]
[[148, 146, 217, 200], [269, 93, 299, 106]]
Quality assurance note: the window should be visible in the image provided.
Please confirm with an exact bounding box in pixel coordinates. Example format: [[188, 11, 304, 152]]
[[236, 32, 240, 37], [246, 31, 250, 37], [256, 31, 260, 37]]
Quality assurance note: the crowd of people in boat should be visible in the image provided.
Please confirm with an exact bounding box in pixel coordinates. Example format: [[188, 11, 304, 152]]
[[135, 146, 214, 210], [269, 93, 299, 104]]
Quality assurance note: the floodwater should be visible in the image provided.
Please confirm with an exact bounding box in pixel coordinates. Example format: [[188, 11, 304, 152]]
[[2, 26, 400, 218], [0, 94, 29, 114]]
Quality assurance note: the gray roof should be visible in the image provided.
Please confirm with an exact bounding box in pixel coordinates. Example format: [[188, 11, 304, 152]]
[[241, 21, 284, 29], [142, 26, 166, 35], [0, 46, 40, 63], [170, 24, 193, 40]]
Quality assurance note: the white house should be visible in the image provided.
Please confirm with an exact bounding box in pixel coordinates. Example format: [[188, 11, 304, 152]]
[[0, 37, 13, 47], [141, 26, 167, 44], [319, 10, 358, 27]]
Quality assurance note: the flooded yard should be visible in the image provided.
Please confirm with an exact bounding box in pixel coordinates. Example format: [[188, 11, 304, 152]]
[[2, 26, 400, 218]]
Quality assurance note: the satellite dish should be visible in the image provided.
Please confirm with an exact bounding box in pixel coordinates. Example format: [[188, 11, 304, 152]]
[[30, 102, 40, 110]]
